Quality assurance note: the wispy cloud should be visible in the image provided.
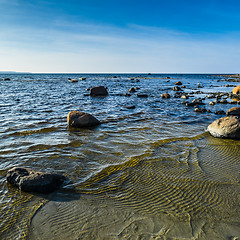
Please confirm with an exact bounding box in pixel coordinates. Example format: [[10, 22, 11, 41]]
[[0, 21, 240, 73]]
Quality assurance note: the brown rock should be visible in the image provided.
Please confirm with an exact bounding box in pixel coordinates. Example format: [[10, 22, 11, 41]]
[[175, 81, 182, 85], [173, 86, 182, 91], [129, 87, 136, 93], [89, 86, 108, 96], [232, 86, 240, 94], [67, 111, 101, 128], [161, 93, 170, 99], [226, 107, 240, 116], [207, 116, 240, 139], [7, 167, 67, 193]]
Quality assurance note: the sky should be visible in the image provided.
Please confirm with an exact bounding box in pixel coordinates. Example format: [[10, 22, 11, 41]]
[[0, 0, 240, 73]]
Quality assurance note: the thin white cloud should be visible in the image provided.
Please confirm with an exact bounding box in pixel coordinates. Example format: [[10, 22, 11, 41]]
[[0, 22, 240, 73]]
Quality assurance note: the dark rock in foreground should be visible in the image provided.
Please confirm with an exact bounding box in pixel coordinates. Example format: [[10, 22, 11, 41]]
[[67, 111, 101, 128], [89, 86, 108, 96], [7, 167, 67, 193], [207, 116, 240, 139]]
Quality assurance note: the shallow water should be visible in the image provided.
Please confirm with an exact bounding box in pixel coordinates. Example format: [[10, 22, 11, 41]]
[[0, 73, 240, 239]]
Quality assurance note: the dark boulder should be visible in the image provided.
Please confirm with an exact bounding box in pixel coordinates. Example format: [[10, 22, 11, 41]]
[[67, 111, 101, 128], [175, 81, 182, 85], [226, 107, 240, 117], [7, 167, 67, 193], [129, 87, 136, 93], [123, 105, 135, 109], [89, 86, 108, 96], [215, 110, 226, 115], [137, 93, 148, 98]]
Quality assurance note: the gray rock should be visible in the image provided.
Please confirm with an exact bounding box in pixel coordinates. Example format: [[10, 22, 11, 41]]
[[67, 111, 101, 128], [207, 116, 240, 139], [7, 167, 67, 193]]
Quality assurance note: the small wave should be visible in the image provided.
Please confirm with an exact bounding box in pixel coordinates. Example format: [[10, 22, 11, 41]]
[[9, 127, 59, 137]]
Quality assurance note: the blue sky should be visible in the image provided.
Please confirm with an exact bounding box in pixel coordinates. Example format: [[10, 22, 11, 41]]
[[0, 0, 240, 73]]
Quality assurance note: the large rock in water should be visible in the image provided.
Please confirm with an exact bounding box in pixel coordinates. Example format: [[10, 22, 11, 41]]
[[67, 111, 101, 128], [6, 167, 66, 193], [207, 116, 240, 139], [232, 86, 240, 94], [89, 86, 108, 96], [226, 107, 240, 117]]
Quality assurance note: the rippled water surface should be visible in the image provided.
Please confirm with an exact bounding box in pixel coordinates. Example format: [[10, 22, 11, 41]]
[[0, 73, 240, 239]]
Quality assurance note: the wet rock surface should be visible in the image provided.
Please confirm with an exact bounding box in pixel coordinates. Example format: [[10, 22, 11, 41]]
[[67, 111, 101, 128], [207, 116, 240, 139], [7, 167, 67, 193]]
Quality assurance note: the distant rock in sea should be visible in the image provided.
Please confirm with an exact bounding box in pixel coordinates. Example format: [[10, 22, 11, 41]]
[[161, 93, 170, 99], [89, 86, 108, 96]]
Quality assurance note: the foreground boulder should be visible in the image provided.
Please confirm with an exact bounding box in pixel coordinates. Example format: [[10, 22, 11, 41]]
[[89, 86, 108, 96], [226, 107, 240, 117], [207, 116, 240, 139], [7, 167, 66, 193], [67, 111, 101, 128]]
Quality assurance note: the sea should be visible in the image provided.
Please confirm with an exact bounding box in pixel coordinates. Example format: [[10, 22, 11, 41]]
[[0, 73, 240, 239]]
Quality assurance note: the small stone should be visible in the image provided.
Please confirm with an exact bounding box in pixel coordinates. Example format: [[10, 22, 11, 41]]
[[215, 110, 226, 115], [181, 95, 188, 99], [173, 86, 182, 91], [129, 87, 136, 93], [161, 93, 170, 99], [209, 101, 215, 106], [219, 99, 228, 104], [137, 93, 148, 98], [194, 107, 207, 113], [123, 105, 135, 109], [175, 81, 182, 85]]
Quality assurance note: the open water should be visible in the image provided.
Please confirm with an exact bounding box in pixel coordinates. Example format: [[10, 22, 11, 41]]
[[0, 73, 240, 239]]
